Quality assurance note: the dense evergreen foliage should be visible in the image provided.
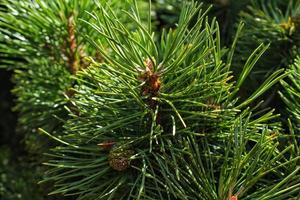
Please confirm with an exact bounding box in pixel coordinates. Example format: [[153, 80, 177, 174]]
[[0, 0, 299, 199]]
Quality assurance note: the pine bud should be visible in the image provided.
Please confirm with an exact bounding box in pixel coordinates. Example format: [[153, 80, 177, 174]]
[[108, 147, 134, 171]]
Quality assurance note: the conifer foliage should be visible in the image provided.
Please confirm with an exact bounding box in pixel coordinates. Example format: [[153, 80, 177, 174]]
[[0, 0, 299, 199], [0, 0, 100, 142], [233, 0, 300, 105], [280, 57, 300, 133]]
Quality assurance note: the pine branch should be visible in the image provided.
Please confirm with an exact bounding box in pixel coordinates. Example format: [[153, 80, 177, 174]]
[[40, 1, 293, 199], [234, 0, 300, 76], [279, 56, 300, 133], [0, 0, 103, 146]]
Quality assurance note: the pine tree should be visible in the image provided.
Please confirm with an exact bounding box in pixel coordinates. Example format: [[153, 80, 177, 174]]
[[0, 0, 299, 199], [40, 1, 298, 199]]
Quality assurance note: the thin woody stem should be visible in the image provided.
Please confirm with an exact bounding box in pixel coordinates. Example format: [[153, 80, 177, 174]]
[[67, 13, 78, 74]]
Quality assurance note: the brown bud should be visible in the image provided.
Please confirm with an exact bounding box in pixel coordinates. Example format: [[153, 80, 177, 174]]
[[108, 148, 134, 171]]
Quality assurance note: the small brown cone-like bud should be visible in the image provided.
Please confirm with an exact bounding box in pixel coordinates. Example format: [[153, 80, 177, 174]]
[[139, 58, 161, 97], [108, 148, 134, 171], [231, 195, 238, 200]]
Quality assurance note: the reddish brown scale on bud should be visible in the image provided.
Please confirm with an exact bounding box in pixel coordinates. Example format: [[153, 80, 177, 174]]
[[97, 141, 116, 151], [138, 58, 162, 125], [231, 196, 238, 200], [139, 58, 161, 97], [145, 58, 154, 71], [228, 187, 240, 200], [149, 74, 161, 94]]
